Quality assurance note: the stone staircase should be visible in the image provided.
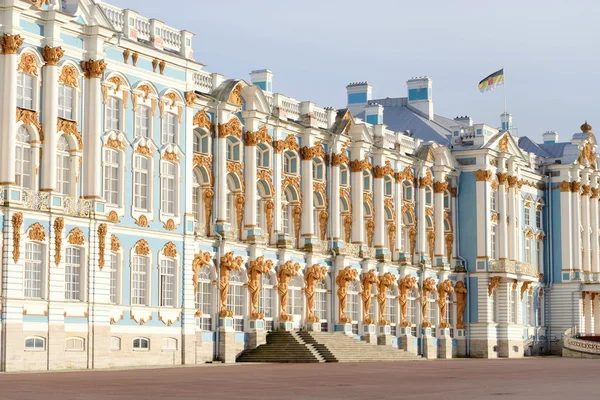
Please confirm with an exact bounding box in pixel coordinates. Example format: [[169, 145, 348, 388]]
[[237, 331, 422, 363]]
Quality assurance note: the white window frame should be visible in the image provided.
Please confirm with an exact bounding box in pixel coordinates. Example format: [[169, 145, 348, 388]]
[[103, 148, 123, 207], [195, 265, 213, 331], [17, 71, 37, 111], [135, 104, 152, 139], [257, 143, 270, 169], [15, 125, 34, 191], [105, 96, 122, 131], [346, 281, 360, 324], [56, 135, 74, 197], [161, 112, 178, 145], [160, 160, 178, 217], [108, 251, 122, 304], [313, 159, 324, 181], [283, 151, 298, 175], [24, 242, 45, 299], [58, 83, 77, 121], [162, 337, 178, 351], [24, 336, 45, 351], [133, 337, 150, 351], [131, 254, 151, 306], [64, 245, 85, 302], [227, 270, 245, 332], [159, 256, 178, 308], [524, 205, 531, 227], [403, 181, 413, 201], [110, 336, 121, 351], [314, 280, 328, 329], [65, 337, 85, 352], [287, 276, 303, 317], [132, 153, 153, 215]]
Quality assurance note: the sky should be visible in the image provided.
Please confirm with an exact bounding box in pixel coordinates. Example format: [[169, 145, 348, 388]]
[[109, 0, 600, 142]]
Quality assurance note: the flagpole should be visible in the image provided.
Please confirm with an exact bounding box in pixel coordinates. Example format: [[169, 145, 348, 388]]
[[503, 67, 507, 115]]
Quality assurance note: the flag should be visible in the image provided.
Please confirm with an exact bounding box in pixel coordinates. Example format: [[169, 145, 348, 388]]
[[478, 69, 504, 93]]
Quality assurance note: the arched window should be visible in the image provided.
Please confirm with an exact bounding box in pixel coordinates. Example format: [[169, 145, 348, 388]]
[[347, 280, 360, 333], [105, 96, 121, 131], [227, 270, 244, 332], [24, 242, 44, 299], [425, 187, 433, 206], [195, 265, 213, 331], [385, 286, 399, 336], [162, 112, 178, 145], [260, 273, 275, 331], [135, 104, 151, 138], [160, 161, 177, 216], [403, 181, 413, 201], [56, 136, 71, 196], [162, 337, 178, 351], [287, 276, 303, 319], [133, 155, 150, 212], [407, 287, 418, 336], [133, 337, 149, 350], [159, 257, 177, 307], [65, 246, 84, 301], [17, 68, 35, 110], [363, 171, 371, 191], [58, 83, 75, 120], [428, 290, 438, 337], [131, 255, 150, 306], [524, 203, 532, 226], [226, 138, 240, 161], [192, 170, 201, 223], [536, 207, 542, 230], [257, 143, 270, 168], [491, 189, 497, 212], [193, 130, 210, 154], [340, 165, 349, 186], [25, 336, 45, 350], [103, 148, 122, 207], [444, 190, 450, 209], [313, 159, 324, 181], [284, 151, 298, 175], [110, 336, 121, 351], [315, 279, 328, 330], [65, 337, 84, 351], [384, 176, 393, 196], [15, 126, 33, 190]]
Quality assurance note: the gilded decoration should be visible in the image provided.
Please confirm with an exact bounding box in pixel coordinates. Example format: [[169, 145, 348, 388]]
[[361, 270, 379, 324], [408, 227, 417, 260], [235, 194, 245, 240], [319, 210, 328, 241], [244, 126, 271, 146], [162, 242, 177, 258], [572, 182, 582, 193], [110, 234, 121, 252], [366, 219, 375, 248], [56, 118, 83, 150], [248, 256, 274, 320], [16, 108, 44, 143], [331, 151, 350, 166], [135, 214, 149, 227], [219, 252, 244, 317], [108, 210, 119, 223], [192, 251, 212, 295], [42, 45, 64, 66], [137, 84, 153, 101], [265, 200, 275, 240], [18, 52, 38, 76], [445, 233, 454, 260], [455, 281, 468, 329], [32, 0, 50, 9], [12, 213, 23, 263], [577, 140, 597, 169], [451, 187, 457, 197], [277, 261, 301, 321], [135, 145, 152, 156], [388, 223, 396, 252], [419, 170, 433, 187], [57, 64, 80, 88], [98, 224, 107, 270], [193, 110, 213, 131], [421, 277, 437, 328], [53, 218, 64, 266], [159, 60, 166, 75], [132, 51, 139, 66], [123, 48, 130, 64], [163, 219, 176, 231], [67, 227, 84, 245], [336, 266, 359, 323], [498, 133, 509, 152], [282, 175, 302, 202], [305, 264, 327, 322], [82, 59, 107, 79], [134, 239, 150, 256], [161, 151, 180, 163], [152, 58, 159, 72], [488, 276, 501, 296], [395, 166, 414, 183], [581, 121, 592, 133], [377, 272, 396, 325], [218, 117, 242, 139], [0, 34, 24, 54], [433, 181, 448, 193], [314, 182, 328, 208], [520, 281, 532, 299], [507, 176, 518, 188], [497, 173, 508, 185], [105, 136, 125, 150], [427, 230, 435, 261], [525, 229, 534, 240], [474, 169, 493, 182], [273, 134, 300, 153], [158, 313, 180, 327], [385, 198, 396, 218], [344, 215, 352, 243], [27, 222, 46, 242], [185, 91, 195, 107], [228, 83, 243, 105], [257, 169, 274, 196], [293, 205, 302, 241], [350, 156, 372, 172], [491, 180, 498, 191], [203, 188, 215, 236], [398, 275, 417, 327], [437, 280, 454, 328], [374, 160, 394, 178]]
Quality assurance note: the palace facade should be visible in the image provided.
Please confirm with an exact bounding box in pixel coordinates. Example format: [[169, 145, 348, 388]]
[[0, 0, 597, 371]]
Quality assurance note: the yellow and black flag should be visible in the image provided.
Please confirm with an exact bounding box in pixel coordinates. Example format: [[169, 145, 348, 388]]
[[478, 69, 504, 93]]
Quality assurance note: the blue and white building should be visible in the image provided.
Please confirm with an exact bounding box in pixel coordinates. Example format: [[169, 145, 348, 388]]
[[0, 0, 596, 371]]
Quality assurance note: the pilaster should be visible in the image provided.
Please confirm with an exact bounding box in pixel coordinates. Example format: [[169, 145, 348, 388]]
[[373, 153, 386, 257], [301, 138, 316, 248], [433, 167, 449, 266]]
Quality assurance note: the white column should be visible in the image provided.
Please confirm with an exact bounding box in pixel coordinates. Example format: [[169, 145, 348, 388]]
[[591, 181, 600, 273], [560, 179, 573, 276], [497, 173, 509, 259], [584, 292, 592, 335], [40, 46, 63, 191], [394, 171, 403, 255], [582, 178, 591, 272], [244, 132, 258, 238], [475, 170, 491, 258], [331, 157, 341, 241], [216, 117, 228, 224], [450, 186, 458, 260], [373, 157, 385, 250], [572, 180, 582, 272], [81, 59, 107, 199], [0, 34, 23, 185], [433, 168, 447, 263], [351, 151, 365, 244], [301, 143, 315, 240], [594, 294, 600, 335], [273, 140, 283, 236], [507, 175, 518, 261], [183, 99, 194, 216], [417, 170, 428, 257]]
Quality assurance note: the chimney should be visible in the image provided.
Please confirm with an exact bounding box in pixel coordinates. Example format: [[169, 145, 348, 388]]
[[364, 103, 384, 125], [454, 115, 473, 126], [249, 69, 273, 92], [346, 81, 372, 116], [407, 76, 433, 120], [501, 112, 513, 131], [542, 130, 559, 144]]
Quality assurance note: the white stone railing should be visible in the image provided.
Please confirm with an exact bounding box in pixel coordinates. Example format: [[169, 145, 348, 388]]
[[264, 92, 274, 109], [490, 259, 538, 278], [280, 97, 300, 120], [99, 3, 125, 31], [161, 26, 182, 51], [22, 190, 50, 212], [398, 134, 417, 155], [63, 197, 92, 218], [193, 71, 212, 93], [563, 328, 600, 354], [313, 107, 328, 128]]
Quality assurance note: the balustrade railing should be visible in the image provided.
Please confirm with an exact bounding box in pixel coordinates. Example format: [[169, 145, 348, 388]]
[[63, 197, 92, 218], [22, 190, 50, 211]]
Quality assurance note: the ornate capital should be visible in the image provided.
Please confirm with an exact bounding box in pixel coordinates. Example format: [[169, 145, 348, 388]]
[[582, 185, 591, 196], [496, 173, 508, 185], [433, 181, 448, 193], [591, 187, 599, 199], [331, 152, 349, 166], [0, 34, 24, 55], [42, 46, 64, 66], [349, 156, 372, 172], [474, 169, 492, 182], [572, 182, 582, 193], [82, 59, 107, 79], [244, 126, 270, 146], [507, 176, 519, 188]]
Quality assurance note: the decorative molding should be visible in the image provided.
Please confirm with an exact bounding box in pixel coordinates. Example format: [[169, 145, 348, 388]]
[[135, 215, 149, 227], [185, 91, 196, 107], [0, 34, 24, 55], [159, 60, 166, 75], [203, 188, 215, 237], [218, 117, 242, 139], [228, 83, 242, 105], [419, 170, 433, 187], [488, 276, 501, 296], [305, 264, 327, 322], [163, 242, 178, 258], [98, 224, 107, 270], [57, 118, 83, 150], [475, 169, 493, 182], [437, 279, 454, 328], [123, 48, 130, 64], [398, 274, 417, 327], [277, 261, 301, 321], [135, 145, 153, 156], [273, 134, 299, 153], [498, 133, 509, 152], [12, 213, 23, 263], [455, 281, 468, 329], [42, 45, 64, 66], [373, 160, 394, 178], [161, 150, 180, 163], [520, 281, 532, 300], [293, 205, 302, 242], [265, 199, 274, 241], [394, 166, 414, 183], [192, 251, 212, 295], [54, 218, 64, 266], [163, 219, 176, 231], [67, 227, 84, 245], [433, 181, 448, 193], [27, 222, 46, 242], [108, 210, 120, 223], [105, 137, 125, 151], [132, 51, 139, 66], [193, 110, 213, 131], [421, 277, 437, 327], [82, 59, 107, 79], [111, 234, 121, 252], [134, 239, 150, 256], [219, 251, 244, 317], [58, 65, 79, 87], [235, 194, 245, 240], [244, 126, 270, 146], [350, 156, 372, 172], [16, 108, 44, 143], [18, 52, 38, 77], [152, 58, 159, 73], [578, 141, 597, 169]]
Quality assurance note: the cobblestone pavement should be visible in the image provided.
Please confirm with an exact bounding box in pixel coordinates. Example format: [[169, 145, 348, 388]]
[[0, 358, 596, 400]]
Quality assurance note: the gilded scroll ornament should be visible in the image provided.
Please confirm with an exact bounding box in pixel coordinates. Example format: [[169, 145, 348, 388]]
[[421, 277, 437, 328], [108, 210, 119, 223], [350, 156, 372, 172], [377, 272, 396, 325], [257, 169, 274, 195], [135, 214, 149, 227], [235, 194, 245, 240], [388, 223, 396, 253], [577, 140, 597, 169], [336, 266, 359, 323], [57, 118, 83, 150], [58, 65, 79, 87], [248, 256, 274, 320], [12, 213, 23, 263], [305, 264, 327, 323], [53, 218, 64, 266], [185, 91, 196, 107], [132, 51, 139, 66], [134, 239, 150, 256], [437, 279, 454, 328], [488, 276, 501, 296], [18, 52, 38, 76], [293, 205, 302, 242], [218, 117, 242, 139], [366, 219, 375, 248], [344, 215, 352, 243], [419, 170, 433, 187], [228, 83, 243, 105], [163, 242, 178, 258], [193, 110, 213, 131], [159, 60, 166, 75], [163, 219, 176, 231], [244, 126, 270, 146], [498, 133, 509, 152], [192, 251, 212, 295], [277, 261, 301, 321], [96, 224, 107, 270], [219, 252, 244, 317], [265, 200, 275, 240], [474, 169, 493, 182], [520, 281, 532, 300], [455, 281, 468, 329], [123, 48, 130, 64], [42, 45, 64, 66], [273, 134, 299, 153], [82, 59, 107, 79], [151, 58, 159, 73], [162, 150, 180, 163], [16, 108, 44, 143], [331, 151, 349, 166], [111, 234, 121, 252], [27, 222, 46, 242], [445, 233, 454, 260], [203, 188, 214, 236], [0, 34, 24, 54], [497, 173, 508, 185], [433, 181, 448, 193], [361, 270, 379, 324], [67, 227, 84, 245], [398, 275, 417, 327]]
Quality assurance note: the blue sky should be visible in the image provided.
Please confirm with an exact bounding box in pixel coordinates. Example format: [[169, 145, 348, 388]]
[[110, 0, 600, 142]]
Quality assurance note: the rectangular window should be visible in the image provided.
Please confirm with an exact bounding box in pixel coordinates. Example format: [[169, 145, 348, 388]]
[[133, 155, 149, 211], [525, 239, 531, 263], [259, 286, 273, 319], [161, 162, 176, 215], [15, 143, 32, 190], [510, 290, 518, 323], [64, 247, 82, 301], [162, 113, 177, 144], [58, 84, 75, 120], [491, 225, 497, 260], [160, 258, 176, 307], [109, 253, 118, 304], [524, 207, 531, 227], [24, 242, 43, 298], [135, 105, 151, 138], [491, 192, 497, 212], [56, 152, 70, 196], [131, 256, 148, 306], [536, 210, 542, 229], [536, 241, 542, 271], [104, 149, 120, 206], [17, 73, 34, 110], [315, 289, 327, 321]]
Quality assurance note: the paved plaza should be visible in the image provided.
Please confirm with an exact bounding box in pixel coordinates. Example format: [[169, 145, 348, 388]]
[[0, 358, 596, 400]]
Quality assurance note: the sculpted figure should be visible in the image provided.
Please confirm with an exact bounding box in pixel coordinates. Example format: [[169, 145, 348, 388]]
[[455, 281, 468, 329], [361, 270, 379, 324], [437, 279, 455, 328], [421, 277, 437, 328], [377, 272, 396, 325], [304, 264, 328, 323], [192, 251, 213, 296], [398, 275, 417, 327], [219, 251, 244, 317], [247, 256, 274, 320], [336, 266, 359, 323], [277, 261, 301, 321]]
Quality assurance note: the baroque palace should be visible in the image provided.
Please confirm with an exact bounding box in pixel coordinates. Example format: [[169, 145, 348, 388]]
[[0, 0, 598, 371]]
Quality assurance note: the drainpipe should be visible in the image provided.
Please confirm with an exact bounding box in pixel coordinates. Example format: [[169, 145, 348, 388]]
[[213, 100, 222, 361]]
